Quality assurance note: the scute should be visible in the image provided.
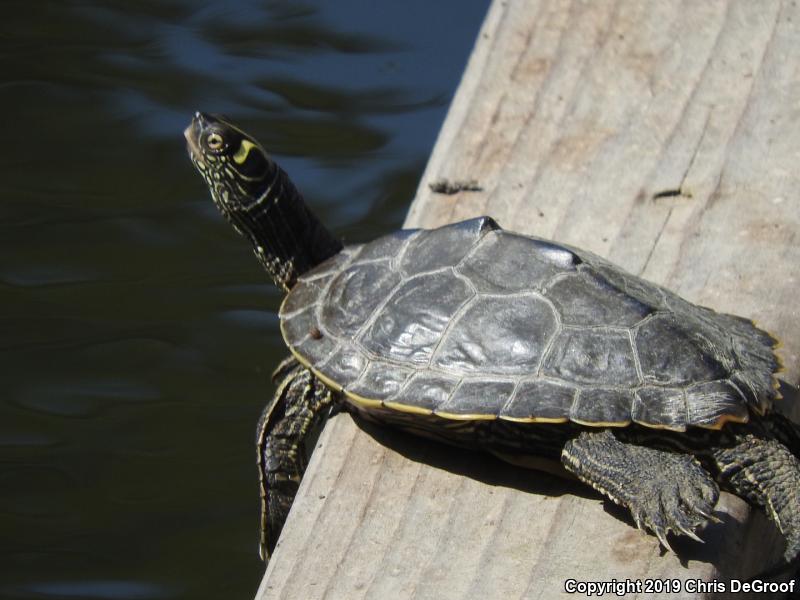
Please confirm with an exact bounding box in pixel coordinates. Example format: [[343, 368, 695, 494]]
[[457, 230, 577, 293], [546, 270, 651, 327], [399, 216, 499, 276], [632, 387, 687, 430], [543, 328, 640, 386], [281, 307, 316, 347], [298, 245, 359, 281], [389, 373, 457, 413], [361, 272, 472, 365], [636, 314, 728, 385], [358, 228, 416, 262], [436, 379, 515, 418], [571, 388, 634, 425], [281, 273, 332, 316], [501, 380, 576, 421], [280, 218, 780, 430], [323, 262, 401, 338], [433, 293, 557, 375], [316, 345, 367, 386], [685, 380, 749, 426], [347, 361, 414, 402]]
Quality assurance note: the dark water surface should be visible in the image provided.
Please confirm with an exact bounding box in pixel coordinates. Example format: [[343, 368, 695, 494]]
[[0, 2, 489, 598]]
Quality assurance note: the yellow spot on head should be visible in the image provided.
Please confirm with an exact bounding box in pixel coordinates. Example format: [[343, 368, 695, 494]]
[[233, 139, 257, 164]]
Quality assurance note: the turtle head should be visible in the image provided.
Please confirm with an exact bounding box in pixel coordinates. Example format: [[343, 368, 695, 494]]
[[184, 112, 273, 216], [185, 112, 342, 291]]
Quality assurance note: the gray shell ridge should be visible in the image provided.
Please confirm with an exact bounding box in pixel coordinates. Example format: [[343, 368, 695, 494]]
[[279, 217, 780, 431]]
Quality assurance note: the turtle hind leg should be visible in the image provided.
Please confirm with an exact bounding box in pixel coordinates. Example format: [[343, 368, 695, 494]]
[[762, 411, 800, 458], [562, 429, 719, 550], [710, 433, 800, 562], [257, 358, 334, 561]]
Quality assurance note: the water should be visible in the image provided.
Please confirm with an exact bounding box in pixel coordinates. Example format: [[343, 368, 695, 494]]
[[0, 2, 489, 598]]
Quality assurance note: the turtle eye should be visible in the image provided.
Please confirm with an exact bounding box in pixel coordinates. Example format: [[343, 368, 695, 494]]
[[206, 132, 224, 150]]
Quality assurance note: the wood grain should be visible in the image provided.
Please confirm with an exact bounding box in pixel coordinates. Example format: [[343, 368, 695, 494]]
[[257, 1, 799, 598]]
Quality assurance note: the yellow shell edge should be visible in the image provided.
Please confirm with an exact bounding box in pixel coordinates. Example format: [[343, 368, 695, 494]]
[[281, 322, 757, 432]]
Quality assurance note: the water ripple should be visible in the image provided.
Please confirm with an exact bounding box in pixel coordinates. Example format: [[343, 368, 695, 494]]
[[6, 579, 178, 600], [14, 381, 161, 418]]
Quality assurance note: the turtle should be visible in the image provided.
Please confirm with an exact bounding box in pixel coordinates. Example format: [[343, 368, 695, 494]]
[[184, 112, 800, 565]]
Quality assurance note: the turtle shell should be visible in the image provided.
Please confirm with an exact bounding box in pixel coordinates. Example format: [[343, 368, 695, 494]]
[[279, 217, 780, 431]]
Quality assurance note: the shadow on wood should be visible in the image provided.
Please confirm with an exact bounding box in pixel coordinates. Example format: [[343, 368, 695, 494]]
[[349, 411, 770, 575]]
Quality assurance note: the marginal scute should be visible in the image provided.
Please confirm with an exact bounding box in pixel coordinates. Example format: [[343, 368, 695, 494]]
[[315, 345, 368, 386], [281, 274, 330, 316], [399, 217, 496, 276], [730, 370, 774, 412], [433, 294, 556, 375], [389, 373, 457, 412], [435, 379, 515, 417], [632, 387, 687, 430], [571, 388, 634, 424], [720, 312, 780, 357], [733, 337, 779, 374], [281, 307, 316, 348], [501, 380, 576, 421], [685, 380, 749, 427], [294, 334, 339, 374], [347, 362, 414, 402], [543, 328, 640, 386], [745, 358, 780, 394], [361, 272, 472, 365], [457, 230, 576, 293]]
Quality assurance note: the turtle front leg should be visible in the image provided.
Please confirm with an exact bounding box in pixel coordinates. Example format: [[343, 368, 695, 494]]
[[709, 431, 800, 562], [562, 429, 719, 550], [257, 356, 335, 561]]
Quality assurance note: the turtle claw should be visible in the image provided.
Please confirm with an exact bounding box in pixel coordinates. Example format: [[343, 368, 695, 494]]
[[654, 528, 674, 553], [636, 516, 702, 553], [677, 524, 704, 543], [563, 431, 721, 553], [629, 464, 718, 551], [694, 508, 722, 524]]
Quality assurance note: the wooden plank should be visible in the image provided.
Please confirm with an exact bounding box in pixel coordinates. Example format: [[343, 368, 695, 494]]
[[257, 1, 800, 598]]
